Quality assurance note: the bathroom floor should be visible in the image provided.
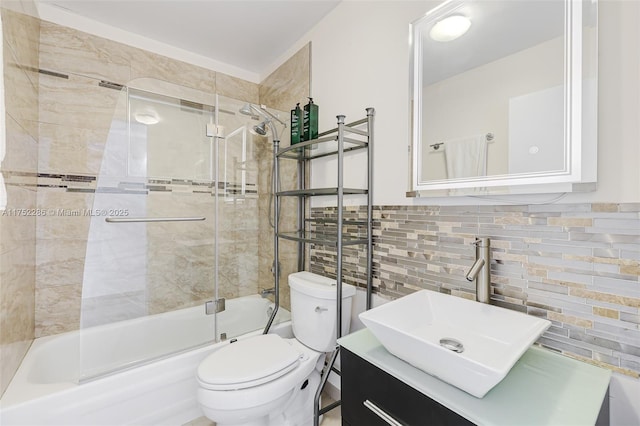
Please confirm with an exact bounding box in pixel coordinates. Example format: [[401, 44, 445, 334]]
[[183, 391, 342, 426]]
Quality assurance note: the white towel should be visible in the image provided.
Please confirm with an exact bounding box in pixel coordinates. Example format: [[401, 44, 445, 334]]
[[444, 135, 488, 179]]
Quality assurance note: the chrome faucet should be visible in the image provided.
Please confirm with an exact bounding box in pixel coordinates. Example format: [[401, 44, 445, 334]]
[[260, 287, 276, 298], [465, 237, 491, 304]]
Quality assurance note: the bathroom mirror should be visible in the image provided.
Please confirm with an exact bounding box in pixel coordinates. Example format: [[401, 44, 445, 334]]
[[409, 0, 598, 196]]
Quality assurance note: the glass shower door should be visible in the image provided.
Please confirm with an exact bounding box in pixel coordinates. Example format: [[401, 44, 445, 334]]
[[78, 85, 219, 381], [210, 95, 266, 340], [77, 84, 280, 382]]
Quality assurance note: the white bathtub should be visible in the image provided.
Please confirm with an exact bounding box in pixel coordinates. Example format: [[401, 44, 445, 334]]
[[0, 295, 292, 425]]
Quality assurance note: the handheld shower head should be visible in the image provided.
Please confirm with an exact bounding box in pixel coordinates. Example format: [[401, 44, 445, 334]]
[[238, 103, 286, 127], [239, 103, 255, 116]]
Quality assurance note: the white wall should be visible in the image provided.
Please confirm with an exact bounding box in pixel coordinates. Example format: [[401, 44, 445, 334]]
[[290, 0, 640, 205]]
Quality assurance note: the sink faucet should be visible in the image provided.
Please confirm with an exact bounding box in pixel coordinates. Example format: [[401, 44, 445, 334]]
[[465, 237, 491, 304], [260, 287, 276, 298]]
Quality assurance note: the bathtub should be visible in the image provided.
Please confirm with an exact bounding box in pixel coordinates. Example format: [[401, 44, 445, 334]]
[[0, 295, 292, 425]]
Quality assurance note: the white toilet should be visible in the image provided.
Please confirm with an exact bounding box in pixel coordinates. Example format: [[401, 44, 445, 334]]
[[196, 271, 356, 426]]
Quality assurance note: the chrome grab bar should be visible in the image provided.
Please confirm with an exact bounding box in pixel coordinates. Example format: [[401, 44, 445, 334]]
[[105, 216, 205, 223], [363, 400, 404, 426]]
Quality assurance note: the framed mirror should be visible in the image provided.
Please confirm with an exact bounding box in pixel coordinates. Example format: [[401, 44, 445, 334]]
[[409, 0, 597, 196]]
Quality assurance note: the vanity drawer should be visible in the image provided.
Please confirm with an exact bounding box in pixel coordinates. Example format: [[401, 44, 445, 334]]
[[341, 348, 475, 426]]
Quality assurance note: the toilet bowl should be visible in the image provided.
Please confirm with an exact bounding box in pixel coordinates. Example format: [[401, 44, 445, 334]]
[[196, 272, 355, 426]]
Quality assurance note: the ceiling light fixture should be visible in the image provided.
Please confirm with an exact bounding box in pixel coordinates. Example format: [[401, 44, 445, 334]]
[[429, 15, 471, 42], [134, 112, 160, 125]]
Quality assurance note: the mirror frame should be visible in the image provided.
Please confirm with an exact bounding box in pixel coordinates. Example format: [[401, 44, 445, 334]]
[[409, 0, 597, 196]]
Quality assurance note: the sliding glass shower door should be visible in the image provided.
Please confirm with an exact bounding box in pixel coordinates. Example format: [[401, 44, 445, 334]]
[[78, 83, 265, 382]]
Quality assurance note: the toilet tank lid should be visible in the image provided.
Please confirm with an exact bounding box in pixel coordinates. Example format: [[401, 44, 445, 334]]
[[288, 271, 356, 300]]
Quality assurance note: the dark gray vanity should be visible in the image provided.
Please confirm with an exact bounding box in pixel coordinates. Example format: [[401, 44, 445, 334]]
[[339, 329, 610, 426]]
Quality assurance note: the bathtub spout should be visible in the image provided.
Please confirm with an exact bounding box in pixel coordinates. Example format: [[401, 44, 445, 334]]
[[260, 287, 276, 298]]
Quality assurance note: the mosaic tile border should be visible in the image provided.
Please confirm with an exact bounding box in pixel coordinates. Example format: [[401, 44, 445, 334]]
[[310, 203, 640, 377], [3, 172, 257, 197]]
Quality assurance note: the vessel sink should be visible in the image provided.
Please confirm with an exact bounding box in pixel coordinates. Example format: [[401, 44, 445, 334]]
[[359, 290, 551, 398]]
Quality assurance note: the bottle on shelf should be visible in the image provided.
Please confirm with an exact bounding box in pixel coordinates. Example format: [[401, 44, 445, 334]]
[[302, 97, 319, 141], [290, 103, 302, 145]]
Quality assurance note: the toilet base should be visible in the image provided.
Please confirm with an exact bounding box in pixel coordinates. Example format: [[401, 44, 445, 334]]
[[277, 369, 321, 426], [203, 369, 322, 426]]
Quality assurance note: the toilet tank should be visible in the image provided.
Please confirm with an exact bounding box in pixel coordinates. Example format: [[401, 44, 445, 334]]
[[288, 271, 356, 353]]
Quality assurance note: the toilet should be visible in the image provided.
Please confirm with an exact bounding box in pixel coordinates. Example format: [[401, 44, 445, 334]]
[[196, 271, 356, 426]]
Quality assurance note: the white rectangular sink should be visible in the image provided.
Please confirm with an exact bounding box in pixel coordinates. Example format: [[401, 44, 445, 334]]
[[359, 290, 551, 398]]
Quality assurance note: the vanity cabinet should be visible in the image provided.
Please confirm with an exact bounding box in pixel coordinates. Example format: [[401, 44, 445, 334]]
[[341, 348, 474, 426], [339, 329, 611, 426]]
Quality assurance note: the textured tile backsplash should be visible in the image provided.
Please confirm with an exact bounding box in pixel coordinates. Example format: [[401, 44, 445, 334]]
[[311, 203, 640, 377]]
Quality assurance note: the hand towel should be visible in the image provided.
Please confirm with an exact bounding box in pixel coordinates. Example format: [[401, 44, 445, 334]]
[[444, 135, 488, 179]]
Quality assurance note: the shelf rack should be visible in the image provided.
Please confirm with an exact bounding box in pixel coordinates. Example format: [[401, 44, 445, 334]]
[[265, 108, 374, 426]]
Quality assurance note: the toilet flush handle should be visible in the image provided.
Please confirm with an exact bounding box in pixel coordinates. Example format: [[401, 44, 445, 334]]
[[315, 306, 328, 313]]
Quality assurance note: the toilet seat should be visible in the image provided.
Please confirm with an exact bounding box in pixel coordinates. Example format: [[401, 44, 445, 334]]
[[197, 334, 303, 391]]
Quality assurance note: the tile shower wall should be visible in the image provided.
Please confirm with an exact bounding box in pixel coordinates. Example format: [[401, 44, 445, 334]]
[[0, 3, 40, 396], [311, 203, 640, 377], [35, 20, 263, 336], [257, 43, 311, 311]]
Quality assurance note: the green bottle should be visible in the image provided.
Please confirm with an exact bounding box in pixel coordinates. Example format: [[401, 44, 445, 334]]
[[302, 97, 319, 141], [290, 103, 302, 145]]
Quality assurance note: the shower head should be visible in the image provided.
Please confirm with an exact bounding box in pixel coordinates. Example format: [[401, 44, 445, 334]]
[[253, 121, 268, 136], [239, 103, 283, 141], [239, 103, 286, 127], [239, 103, 255, 116]]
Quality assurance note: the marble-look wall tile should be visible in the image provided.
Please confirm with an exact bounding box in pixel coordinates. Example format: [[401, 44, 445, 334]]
[[34, 191, 93, 336], [0, 1, 39, 397], [145, 191, 216, 315], [0, 198, 37, 366], [0, 187, 37, 391], [38, 123, 108, 176], [34, 246, 85, 334], [33, 19, 275, 338], [39, 72, 121, 133], [128, 77, 216, 110], [216, 72, 259, 104], [36, 190, 94, 240], [34, 283, 81, 337], [1, 240, 36, 340], [256, 45, 310, 311], [1, 7, 39, 73], [260, 43, 310, 112], [35, 238, 87, 289], [129, 49, 215, 94], [39, 20, 130, 84], [3, 42, 38, 140], [3, 113, 37, 176], [256, 137, 276, 302]]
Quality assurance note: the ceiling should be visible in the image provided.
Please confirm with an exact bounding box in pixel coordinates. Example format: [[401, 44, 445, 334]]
[[37, 0, 341, 79]]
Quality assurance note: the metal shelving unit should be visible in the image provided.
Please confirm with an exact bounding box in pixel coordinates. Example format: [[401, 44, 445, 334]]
[[265, 108, 374, 426]]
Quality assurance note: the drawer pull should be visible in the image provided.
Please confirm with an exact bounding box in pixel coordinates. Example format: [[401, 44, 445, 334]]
[[363, 399, 404, 426]]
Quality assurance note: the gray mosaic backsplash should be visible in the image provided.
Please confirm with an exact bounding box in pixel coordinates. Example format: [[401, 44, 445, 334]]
[[310, 203, 640, 377]]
